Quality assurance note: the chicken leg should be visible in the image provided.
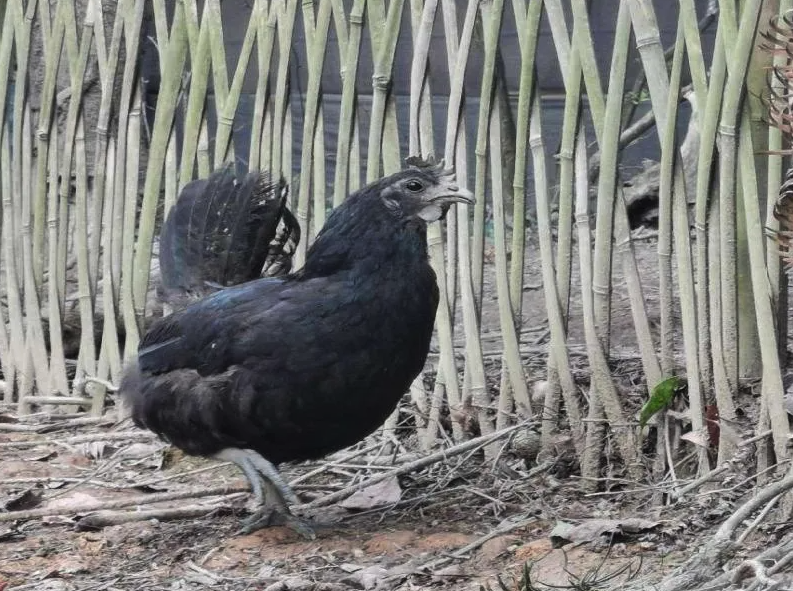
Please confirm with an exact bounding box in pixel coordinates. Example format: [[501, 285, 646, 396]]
[[214, 447, 315, 539]]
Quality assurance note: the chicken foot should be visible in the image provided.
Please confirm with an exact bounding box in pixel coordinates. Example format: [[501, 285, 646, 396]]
[[214, 447, 315, 539], [238, 477, 317, 539]]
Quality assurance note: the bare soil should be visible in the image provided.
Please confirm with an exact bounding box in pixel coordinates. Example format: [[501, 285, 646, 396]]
[[0, 419, 697, 591]]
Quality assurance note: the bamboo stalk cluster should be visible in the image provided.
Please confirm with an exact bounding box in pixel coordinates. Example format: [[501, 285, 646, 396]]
[[0, 0, 790, 487]]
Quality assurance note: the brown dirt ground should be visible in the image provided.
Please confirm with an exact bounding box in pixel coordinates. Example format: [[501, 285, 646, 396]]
[[0, 424, 698, 591]]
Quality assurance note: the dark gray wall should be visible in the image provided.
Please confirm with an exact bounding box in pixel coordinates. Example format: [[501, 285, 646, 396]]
[[139, 0, 717, 210]]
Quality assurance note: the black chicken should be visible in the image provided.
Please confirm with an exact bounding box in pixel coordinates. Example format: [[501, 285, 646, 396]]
[[121, 159, 473, 537], [157, 163, 300, 309]]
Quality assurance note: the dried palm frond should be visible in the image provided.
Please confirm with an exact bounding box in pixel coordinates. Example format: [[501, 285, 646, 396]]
[[762, 12, 793, 146], [772, 166, 793, 267]]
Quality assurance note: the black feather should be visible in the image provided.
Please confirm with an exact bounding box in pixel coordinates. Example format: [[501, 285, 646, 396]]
[[158, 164, 294, 307], [123, 166, 456, 467]]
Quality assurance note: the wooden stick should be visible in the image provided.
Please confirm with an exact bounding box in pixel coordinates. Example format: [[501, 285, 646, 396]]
[[76, 504, 227, 530], [0, 484, 249, 523], [0, 430, 153, 449]]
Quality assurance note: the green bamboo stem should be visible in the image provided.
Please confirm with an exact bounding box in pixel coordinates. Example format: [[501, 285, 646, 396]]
[[656, 18, 686, 381], [249, 3, 276, 172], [694, 22, 729, 425], [21, 103, 52, 406], [575, 1, 661, 393], [45, 122, 67, 396], [332, 0, 366, 206], [574, 126, 606, 488], [205, 0, 233, 168], [716, 0, 742, 397], [584, 0, 624, 351], [295, 0, 332, 266], [408, 0, 437, 157], [539, 0, 573, 439], [489, 93, 531, 417], [471, 0, 504, 311], [508, 0, 541, 329], [529, 89, 585, 457], [497, 0, 536, 427], [178, 11, 211, 190], [32, 2, 66, 297], [0, 118, 20, 400], [130, 0, 189, 349], [662, 23, 711, 476], [365, 0, 406, 183], [214, 0, 264, 166], [438, 0, 489, 445], [716, 0, 765, 456], [737, 106, 789, 466], [97, 135, 122, 387], [271, 0, 298, 182], [679, 0, 715, 399], [15, 1, 52, 406], [624, 0, 707, 473], [405, 0, 462, 443], [0, 0, 14, 152]]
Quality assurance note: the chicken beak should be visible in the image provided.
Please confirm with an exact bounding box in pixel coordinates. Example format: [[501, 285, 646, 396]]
[[417, 183, 475, 223], [423, 184, 475, 206]]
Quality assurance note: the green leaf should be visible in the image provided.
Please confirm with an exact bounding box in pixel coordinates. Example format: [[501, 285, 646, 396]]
[[639, 376, 686, 428]]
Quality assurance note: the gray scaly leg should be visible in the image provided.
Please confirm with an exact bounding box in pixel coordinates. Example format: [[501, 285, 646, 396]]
[[213, 447, 315, 539]]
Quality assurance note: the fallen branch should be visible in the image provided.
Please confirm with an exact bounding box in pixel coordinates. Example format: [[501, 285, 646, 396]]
[[716, 472, 793, 540], [671, 465, 730, 499], [76, 504, 228, 530], [0, 484, 249, 523], [0, 430, 153, 449], [296, 422, 530, 511]]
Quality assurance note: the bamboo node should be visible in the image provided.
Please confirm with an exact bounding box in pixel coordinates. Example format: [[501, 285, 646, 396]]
[[558, 148, 573, 160], [217, 114, 234, 127], [574, 213, 589, 224], [591, 283, 610, 296], [718, 124, 737, 137], [528, 136, 543, 148], [37, 130, 50, 141], [372, 75, 391, 90], [694, 222, 707, 232], [634, 35, 661, 50], [349, 12, 364, 24]]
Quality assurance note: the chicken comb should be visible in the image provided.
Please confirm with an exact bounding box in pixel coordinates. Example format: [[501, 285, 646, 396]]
[[404, 155, 456, 180]]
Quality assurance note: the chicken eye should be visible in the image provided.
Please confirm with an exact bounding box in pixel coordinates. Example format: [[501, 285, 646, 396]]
[[406, 180, 424, 192]]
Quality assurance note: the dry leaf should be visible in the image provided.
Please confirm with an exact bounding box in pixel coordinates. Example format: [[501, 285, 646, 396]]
[[4, 488, 43, 511], [681, 428, 710, 449], [550, 518, 659, 548], [339, 476, 402, 511]]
